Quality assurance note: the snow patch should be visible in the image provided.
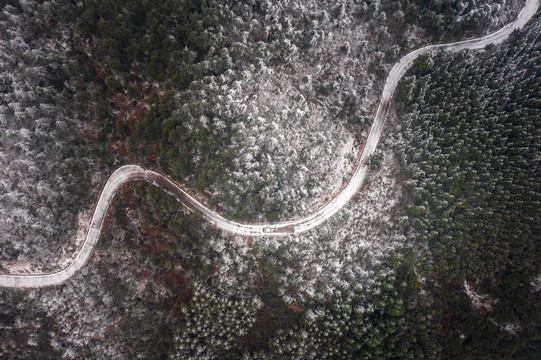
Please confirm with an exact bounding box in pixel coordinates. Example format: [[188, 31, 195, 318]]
[[464, 281, 498, 314]]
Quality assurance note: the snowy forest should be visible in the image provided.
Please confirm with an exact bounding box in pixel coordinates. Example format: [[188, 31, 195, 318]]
[[1, 0, 540, 359], [396, 18, 541, 357]]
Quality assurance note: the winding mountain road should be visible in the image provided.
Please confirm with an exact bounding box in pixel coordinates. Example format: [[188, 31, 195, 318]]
[[1, 0, 538, 287]]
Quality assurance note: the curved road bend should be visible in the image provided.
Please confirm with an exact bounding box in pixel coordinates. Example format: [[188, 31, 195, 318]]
[[1, 0, 538, 287]]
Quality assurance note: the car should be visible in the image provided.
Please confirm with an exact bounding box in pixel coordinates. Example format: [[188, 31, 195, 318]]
[[262, 228, 271, 233]]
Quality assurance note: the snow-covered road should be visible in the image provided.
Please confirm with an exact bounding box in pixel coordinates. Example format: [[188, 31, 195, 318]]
[[1, 0, 538, 287]]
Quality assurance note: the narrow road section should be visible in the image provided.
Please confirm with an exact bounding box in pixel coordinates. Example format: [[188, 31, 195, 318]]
[[1, 0, 538, 287]]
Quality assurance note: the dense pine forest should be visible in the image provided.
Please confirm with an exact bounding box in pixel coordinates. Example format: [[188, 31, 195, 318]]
[[0, 0, 539, 359], [397, 15, 541, 358]]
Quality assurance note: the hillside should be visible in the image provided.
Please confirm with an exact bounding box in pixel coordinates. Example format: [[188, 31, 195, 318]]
[[397, 14, 541, 358], [0, 0, 538, 359]]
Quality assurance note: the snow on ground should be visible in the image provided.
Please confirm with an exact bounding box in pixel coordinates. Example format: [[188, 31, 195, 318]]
[[464, 281, 498, 314], [531, 274, 541, 292]]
